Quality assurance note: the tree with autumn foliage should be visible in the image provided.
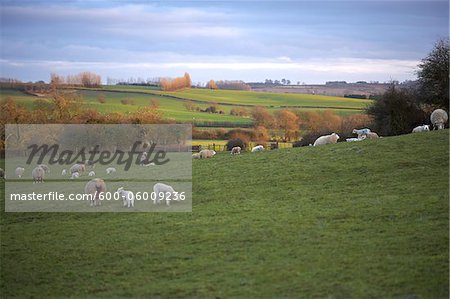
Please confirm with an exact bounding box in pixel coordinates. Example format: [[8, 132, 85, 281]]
[[274, 109, 299, 141], [206, 80, 218, 90], [160, 73, 192, 91]]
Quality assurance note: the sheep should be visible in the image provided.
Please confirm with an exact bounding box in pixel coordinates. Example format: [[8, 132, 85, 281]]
[[251, 145, 264, 152], [352, 128, 371, 139], [0, 168, 4, 179], [430, 109, 448, 130], [106, 167, 116, 175], [313, 133, 340, 146], [38, 164, 50, 173], [88, 171, 95, 177], [199, 149, 216, 159], [346, 136, 366, 142], [365, 132, 380, 139], [139, 152, 148, 166], [143, 162, 155, 167], [231, 146, 241, 155], [412, 125, 430, 133], [15, 167, 25, 178], [32, 166, 45, 183], [153, 183, 177, 206], [192, 153, 201, 159], [70, 163, 85, 174], [70, 172, 80, 179], [84, 178, 106, 207], [116, 187, 135, 208], [61, 169, 67, 176]]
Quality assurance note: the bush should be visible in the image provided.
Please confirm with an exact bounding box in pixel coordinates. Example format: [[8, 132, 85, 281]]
[[226, 138, 248, 151]]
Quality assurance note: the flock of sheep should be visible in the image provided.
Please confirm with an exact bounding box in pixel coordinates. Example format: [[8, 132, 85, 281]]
[[3, 158, 180, 209]]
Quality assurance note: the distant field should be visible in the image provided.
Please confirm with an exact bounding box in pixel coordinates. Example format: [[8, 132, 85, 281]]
[[1, 86, 370, 125]]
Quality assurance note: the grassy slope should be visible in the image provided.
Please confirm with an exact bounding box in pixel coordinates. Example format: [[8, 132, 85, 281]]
[[0, 130, 448, 298]]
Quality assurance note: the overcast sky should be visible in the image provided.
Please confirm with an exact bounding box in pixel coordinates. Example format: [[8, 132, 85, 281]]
[[0, 0, 448, 84]]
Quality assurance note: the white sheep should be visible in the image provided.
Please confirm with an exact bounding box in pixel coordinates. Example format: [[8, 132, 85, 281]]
[[15, 167, 25, 178], [412, 125, 430, 133], [32, 166, 45, 183], [106, 167, 116, 174], [71, 172, 80, 179], [346, 136, 366, 142], [38, 164, 50, 173], [352, 128, 371, 139], [143, 162, 155, 167], [192, 153, 201, 159], [116, 187, 135, 208], [313, 133, 340, 146], [199, 149, 216, 159], [70, 163, 85, 174], [430, 109, 448, 130], [231, 146, 241, 155], [88, 171, 95, 176], [365, 132, 380, 139], [84, 178, 106, 207], [251, 145, 264, 152], [61, 169, 67, 176], [153, 183, 177, 206]]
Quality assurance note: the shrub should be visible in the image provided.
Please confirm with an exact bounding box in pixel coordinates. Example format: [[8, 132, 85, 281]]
[[226, 138, 248, 151]]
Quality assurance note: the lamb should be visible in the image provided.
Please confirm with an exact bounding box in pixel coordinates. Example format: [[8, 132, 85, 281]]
[[38, 164, 50, 173], [313, 133, 340, 146], [15, 167, 25, 178], [199, 149, 216, 159], [352, 128, 371, 139], [106, 167, 116, 174], [70, 172, 80, 179], [84, 178, 106, 207], [61, 169, 67, 176], [412, 125, 430, 133], [116, 187, 135, 208], [251, 145, 264, 152], [153, 183, 177, 206], [430, 109, 448, 130], [231, 146, 241, 155], [192, 153, 201, 159], [365, 132, 380, 139], [70, 163, 85, 174], [346, 136, 366, 142], [88, 171, 95, 177], [32, 166, 45, 183]]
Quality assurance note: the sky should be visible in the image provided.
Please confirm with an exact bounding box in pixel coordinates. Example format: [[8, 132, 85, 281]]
[[0, 0, 448, 84]]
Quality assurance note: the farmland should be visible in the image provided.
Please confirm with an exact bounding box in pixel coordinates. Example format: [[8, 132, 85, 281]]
[[0, 85, 371, 126], [0, 129, 448, 298]]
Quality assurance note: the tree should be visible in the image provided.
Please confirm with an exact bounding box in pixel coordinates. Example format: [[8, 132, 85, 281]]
[[206, 80, 217, 90], [251, 106, 274, 128], [274, 109, 298, 140], [417, 38, 449, 110]]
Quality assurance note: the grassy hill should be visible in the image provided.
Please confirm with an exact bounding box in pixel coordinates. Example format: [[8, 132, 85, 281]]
[[0, 130, 448, 298]]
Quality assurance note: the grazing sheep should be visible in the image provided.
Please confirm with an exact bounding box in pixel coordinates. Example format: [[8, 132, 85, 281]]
[[412, 125, 430, 133], [84, 178, 106, 207], [32, 166, 45, 183], [117, 187, 135, 208], [313, 133, 340, 146], [153, 183, 177, 206], [430, 109, 448, 130], [61, 169, 67, 176], [106, 167, 116, 174], [88, 171, 95, 177], [199, 149, 216, 159], [15, 167, 25, 178], [231, 146, 241, 155], [192, 153, 201, 159], [346, 136, 366, 142], [38, 164, 50, 173], [0, 168, 4, 179], [365, 132, 380, 139], [352, 128, 371, 139], [70, 172, 80, 179], [70, 163, 86, 174], [251, 145, 264, 152]]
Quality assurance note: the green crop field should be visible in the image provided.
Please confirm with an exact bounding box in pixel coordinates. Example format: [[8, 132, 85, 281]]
[[0, 130, 448, 298]]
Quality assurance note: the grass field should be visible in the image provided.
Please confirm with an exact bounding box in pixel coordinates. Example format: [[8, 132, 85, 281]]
[[0, 130, 448, 298], [0, 86, 369, 125]]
